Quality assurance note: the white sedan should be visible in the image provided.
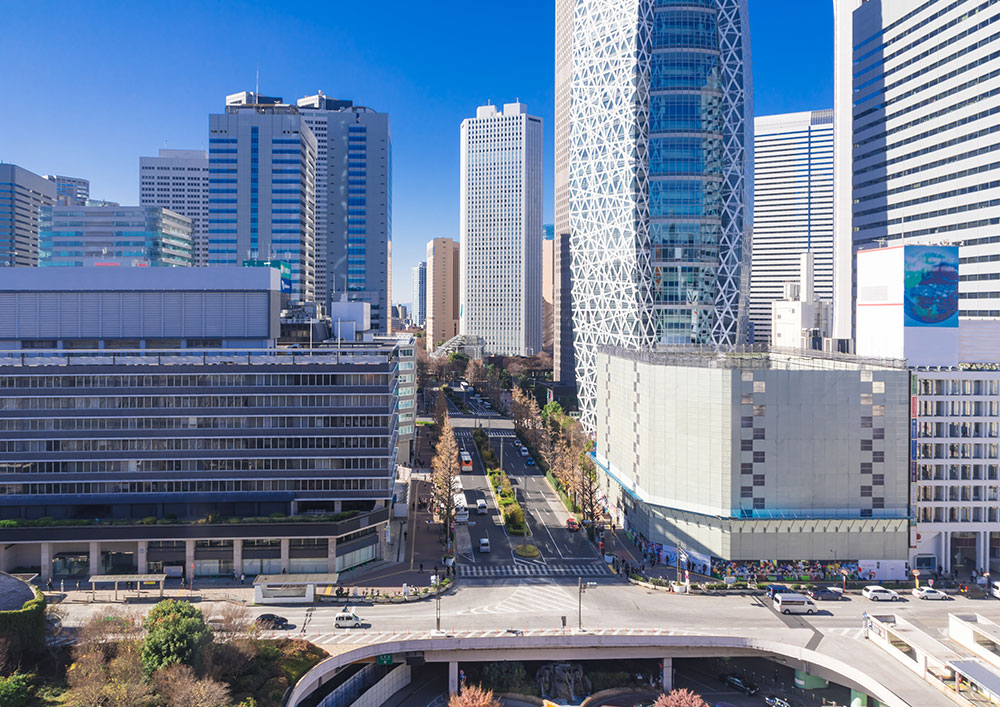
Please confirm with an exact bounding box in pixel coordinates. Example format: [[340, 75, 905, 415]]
[[912, 587, 949, 600], [862, 585, 900, 601]]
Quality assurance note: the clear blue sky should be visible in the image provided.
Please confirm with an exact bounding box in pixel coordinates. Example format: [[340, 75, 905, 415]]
[[0, 1, 833, 304]]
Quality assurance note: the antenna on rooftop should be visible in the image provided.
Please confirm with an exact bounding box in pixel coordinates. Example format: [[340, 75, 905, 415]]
[[255, 65, 260, 101]]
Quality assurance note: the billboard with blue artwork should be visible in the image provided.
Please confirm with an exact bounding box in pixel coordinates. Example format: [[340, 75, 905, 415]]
[[904, 246, 958, 328]]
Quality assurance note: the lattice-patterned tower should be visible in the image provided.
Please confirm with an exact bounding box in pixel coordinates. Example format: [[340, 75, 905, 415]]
[[569, 0, 753, 433]]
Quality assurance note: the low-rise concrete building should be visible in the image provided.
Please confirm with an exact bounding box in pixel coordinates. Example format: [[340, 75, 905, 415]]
[[595, 346, 910, 562]]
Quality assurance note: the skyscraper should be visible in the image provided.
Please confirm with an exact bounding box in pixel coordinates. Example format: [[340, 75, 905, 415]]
[[0, 164, 57, 267], [139, 149, 210, 266], [425, 238, 460, 353], [411, 261, 426, 327], [555, 0, 574, 381], [834, 0, 1000, 338], [297, 93, 392, 332], [459, 102, 543, 357], [43, 175, 89, 206], [751, 111, 833, 344], [208, 92, 317, 302], [569, 0, 753, 431], [542, 225, 554, 352]]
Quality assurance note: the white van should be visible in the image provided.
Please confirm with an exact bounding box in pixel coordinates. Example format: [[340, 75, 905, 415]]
[[477, 498, 488, 514], [334, 610, 363, 628], [773, 593, 817, 615], [992, 581, 1000, 599]]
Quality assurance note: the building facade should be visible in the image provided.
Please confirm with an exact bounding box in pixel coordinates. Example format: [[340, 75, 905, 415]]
[[39, 204, 193, 268], [553, 231, 575, 384], [297, 94, 392, 332], [0, 268, 397, 581], [542, 225, 554, 353], [425, 238, 460, 353], [208, 92, 317, 302], [139, 149, 210, 266], [459, 102, 543, 357], [555, 0, 575, 385], [0, 164, 57, 267], [569, 0, 754, 432], [834, 0, 1000, 339], [751, 111, 833, 344], [595, 347, 910, 561], [410, 261, 426, 327], [43, 175, 89, 207]]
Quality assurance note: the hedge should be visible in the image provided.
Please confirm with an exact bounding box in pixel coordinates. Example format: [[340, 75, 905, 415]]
[[0, 588, 46, 660]]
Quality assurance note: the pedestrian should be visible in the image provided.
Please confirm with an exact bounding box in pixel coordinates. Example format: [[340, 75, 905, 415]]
[[240, 573, 245, 585], [404, 529, 408, 541], [46, 578, 52, 591], [76, 579, 80, 590], [434, 564, 438, 576], [420, 563, 424, 573]]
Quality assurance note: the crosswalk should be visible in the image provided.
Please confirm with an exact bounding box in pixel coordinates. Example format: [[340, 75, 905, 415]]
[[458, 562, 610, 578]]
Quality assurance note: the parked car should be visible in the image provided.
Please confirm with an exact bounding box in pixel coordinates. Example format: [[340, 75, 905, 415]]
[[254, 613, 289, 630], [719, 673, 758, 696], [764, 696, 794, 707], [765, 584, 792, 598], [912, 587, 949, 600], [479, 537, 491, 553], [566, 518, 580, 532], [808, 587, 842, 601], [862, 585, 900, 601]]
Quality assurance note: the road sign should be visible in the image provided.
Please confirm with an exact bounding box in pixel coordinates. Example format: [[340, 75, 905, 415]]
[[376, 654, 393, 665]]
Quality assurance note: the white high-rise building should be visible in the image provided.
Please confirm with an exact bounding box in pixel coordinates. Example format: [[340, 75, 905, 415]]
[[459, 102, 543, 357], [139, 149, 210, 266], [834, 0, 1000, 339], [410, 261, 426, 327], [751, 111, 833, 344]]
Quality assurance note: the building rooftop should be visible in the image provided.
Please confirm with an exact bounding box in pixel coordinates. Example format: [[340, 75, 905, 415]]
[[598, 345, 907, 371], [0, 265, 277, 292]]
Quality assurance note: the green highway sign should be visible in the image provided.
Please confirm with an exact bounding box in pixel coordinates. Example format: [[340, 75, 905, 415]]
[[376, 654, 393, 665]]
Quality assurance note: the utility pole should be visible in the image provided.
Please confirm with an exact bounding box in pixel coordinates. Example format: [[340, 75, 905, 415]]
[[436, 592, 442, 631], [677, 548, 688, 585]]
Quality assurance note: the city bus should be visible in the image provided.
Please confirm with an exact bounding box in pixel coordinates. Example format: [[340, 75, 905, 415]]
[[452, 478, 469, 524], [460, 450, 473, 473]]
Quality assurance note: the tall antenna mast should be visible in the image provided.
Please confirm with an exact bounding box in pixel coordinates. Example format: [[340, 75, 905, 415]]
[[255, 65, 259, 100]]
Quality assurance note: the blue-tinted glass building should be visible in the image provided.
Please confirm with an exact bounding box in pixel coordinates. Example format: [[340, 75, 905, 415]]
[[39, 204, 193, 267], [569, 0, 753, 432]]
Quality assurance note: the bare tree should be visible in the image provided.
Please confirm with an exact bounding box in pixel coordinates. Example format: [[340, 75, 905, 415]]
[[653, 688, 710, 707], [208, 603, 256, 641], [432, 417, 462, 550], [154, 664, 232, 707], [449, 684, 502, 707], [434, 386, 449, 432]]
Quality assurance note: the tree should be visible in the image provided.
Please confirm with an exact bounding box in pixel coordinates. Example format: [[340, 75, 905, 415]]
[[434, 386, 449, 431], [653, 688, 709, 707], [154, 664, 232, 707], [432, 418, 462, 550], [140, 600, 212, 677], [449, 684, 501, 707], [465, 359, 486, 390]]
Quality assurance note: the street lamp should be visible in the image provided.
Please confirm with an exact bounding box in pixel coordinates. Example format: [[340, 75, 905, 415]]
[[677, 548, 688, 585], [435, 592, 442, 632], [578, 577, 597, 629]]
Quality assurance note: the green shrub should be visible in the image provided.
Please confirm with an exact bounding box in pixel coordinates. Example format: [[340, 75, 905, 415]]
[[141, 600, 211, 677], [0, 672, 31, 707], [0, 589, 45, 662], [142, 516, 157, 525]]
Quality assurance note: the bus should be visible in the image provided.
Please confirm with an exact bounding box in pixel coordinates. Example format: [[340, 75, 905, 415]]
[[452, 478, 469, 524], [460, 450, 473, 473]]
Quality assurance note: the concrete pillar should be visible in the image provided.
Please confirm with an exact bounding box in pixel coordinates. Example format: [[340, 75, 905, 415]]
[[377, 524, 386, 560], [280, 538, 290, 573], [982, 531, 990, 572], [0, 544, 8, 574], [328, 537, 338, 574], [943, 532, 951, 574], [290, 501, 299, 516], [448, 661, 459, 695], [334, 501, 343, 513], [661, 658, 673, 692], [233, 539, 242, 577], [137, 541, 148, 574], [89, 541, 100, 576], [185, 540, 195, 579], [40, 543, 51, 583]]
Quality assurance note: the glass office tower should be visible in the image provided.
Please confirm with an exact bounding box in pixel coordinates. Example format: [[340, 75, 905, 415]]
[[569, 0, 753, 432]]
